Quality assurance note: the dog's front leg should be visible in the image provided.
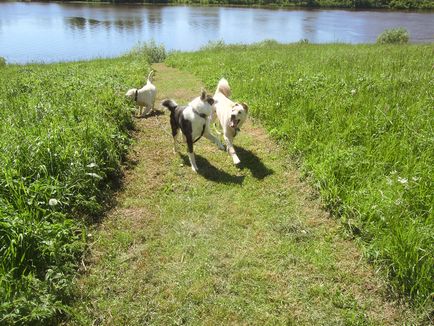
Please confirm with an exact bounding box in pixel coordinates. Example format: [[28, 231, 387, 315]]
[[203, 126, 225, 151], [224, 134, 240, 165], [143, 105, 152, 116], [186, 135, 198, 172]]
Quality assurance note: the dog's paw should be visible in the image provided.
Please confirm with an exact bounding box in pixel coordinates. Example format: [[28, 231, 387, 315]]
[[232, 156, 241, 165]]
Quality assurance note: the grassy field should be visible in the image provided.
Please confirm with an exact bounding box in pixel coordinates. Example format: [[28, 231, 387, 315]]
[[70, 63, 419, 325], [0, 47, 157, 324], [1, 42, 432, 324], [166, 42, 434, 309]]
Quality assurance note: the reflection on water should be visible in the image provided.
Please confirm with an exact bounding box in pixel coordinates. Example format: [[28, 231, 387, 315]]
[[0, 2, 433, 63], [66, 16, 144, 32]]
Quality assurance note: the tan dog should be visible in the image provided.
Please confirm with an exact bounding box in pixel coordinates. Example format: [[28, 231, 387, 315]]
[[125, 70, 156, 117], [212, 78, 248, 165]]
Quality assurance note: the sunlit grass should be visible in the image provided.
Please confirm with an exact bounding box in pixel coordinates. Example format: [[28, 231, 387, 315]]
[[166, 42, 434, 308], [0, 50, 153, 324]]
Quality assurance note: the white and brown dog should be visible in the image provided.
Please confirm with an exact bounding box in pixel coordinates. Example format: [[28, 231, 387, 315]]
[[162, 90, 224, 172], [212, 78, 248, 165], [125, 70, 156, 117]]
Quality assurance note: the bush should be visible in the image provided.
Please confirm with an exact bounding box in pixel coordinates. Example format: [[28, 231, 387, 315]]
[[0, 57, 6, 67], [376, 27, 409, 44], [127, 40, 166, 63], [200, 40, 227, 51]]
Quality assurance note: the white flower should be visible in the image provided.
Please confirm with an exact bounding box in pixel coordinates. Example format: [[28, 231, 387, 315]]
[[351, 89, 356, 95], [86, 172, 103, 180], [87, 163, 98, 168], [397, 177, 408, 184], [48, 198, 58, 206]]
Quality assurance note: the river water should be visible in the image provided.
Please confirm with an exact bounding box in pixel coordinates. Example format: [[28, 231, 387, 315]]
[[0, 2, 433, 63]]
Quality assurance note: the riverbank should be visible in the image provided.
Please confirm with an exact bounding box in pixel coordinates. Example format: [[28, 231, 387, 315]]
[[38, 0, 434, 10]]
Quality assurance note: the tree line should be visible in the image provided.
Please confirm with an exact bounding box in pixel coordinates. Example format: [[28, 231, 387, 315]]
[[71, 0, 434, 9]]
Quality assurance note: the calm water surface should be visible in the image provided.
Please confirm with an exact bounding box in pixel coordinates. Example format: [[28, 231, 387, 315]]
[[0, 2, 433, 63]]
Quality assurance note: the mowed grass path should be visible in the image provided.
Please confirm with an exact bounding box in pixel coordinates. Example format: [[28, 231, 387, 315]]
[[71, 64, 416, 325]]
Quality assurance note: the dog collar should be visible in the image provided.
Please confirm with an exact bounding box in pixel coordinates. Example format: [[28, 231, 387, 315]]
[[134, 89, 138, 102], [192, 108, 207, 119]]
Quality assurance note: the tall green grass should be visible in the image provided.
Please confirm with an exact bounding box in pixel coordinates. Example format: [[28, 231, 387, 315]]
[[166, 42, 433, 308], [0, 49, 154, 324]]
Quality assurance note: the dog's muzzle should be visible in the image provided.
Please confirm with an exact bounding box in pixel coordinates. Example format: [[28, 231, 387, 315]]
[[230, 114, 240, 129]]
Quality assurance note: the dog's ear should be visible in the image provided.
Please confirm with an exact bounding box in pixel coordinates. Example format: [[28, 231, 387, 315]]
[[241, 102, 249, 112], [200, 88, 206, 101], [206, 97, 216, 106]]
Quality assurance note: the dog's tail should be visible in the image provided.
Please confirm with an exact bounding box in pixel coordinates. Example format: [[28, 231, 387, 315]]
[[161, 99, 178, 112], [147, 70, 154, 83], [216, 78, 231, 97]]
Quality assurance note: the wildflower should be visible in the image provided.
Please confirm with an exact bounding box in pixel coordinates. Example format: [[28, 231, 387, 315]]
[[48, 198, 58, 206], [86, 172, 103, 180], [351, 89, 356, 96], [397, 177, 408, 184]]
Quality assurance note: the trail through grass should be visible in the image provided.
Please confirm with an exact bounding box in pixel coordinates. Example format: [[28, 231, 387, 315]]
[[71, 63, 418, 325], [166, 43, 433, 307]]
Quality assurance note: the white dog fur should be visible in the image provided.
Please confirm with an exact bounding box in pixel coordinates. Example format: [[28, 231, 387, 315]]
[[212, 78, 248, 165], [125, 70, 156, 117], [162, 90, 224, 172]]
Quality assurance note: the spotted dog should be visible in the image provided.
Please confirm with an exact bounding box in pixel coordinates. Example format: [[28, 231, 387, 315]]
[[162, 90, 224, 172]]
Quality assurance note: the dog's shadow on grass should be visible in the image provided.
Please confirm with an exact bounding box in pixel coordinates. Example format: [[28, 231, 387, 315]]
[[180, 154, 245, 185], [234, 146, 274, 180], [136, 109, 165, 119]]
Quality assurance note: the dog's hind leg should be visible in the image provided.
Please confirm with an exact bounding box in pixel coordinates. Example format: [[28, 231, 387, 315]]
[[203, 126, 225, 151], [186, 135, 198, 172], [224, 135, 240, 165], [172, 129, 180, 154]]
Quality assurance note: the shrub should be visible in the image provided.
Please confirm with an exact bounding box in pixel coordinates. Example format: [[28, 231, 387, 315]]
[[127, 40, 167, 63], [200, 40, 227, 51], [0, 57, 6, 67], [376, 27, 409, 44]]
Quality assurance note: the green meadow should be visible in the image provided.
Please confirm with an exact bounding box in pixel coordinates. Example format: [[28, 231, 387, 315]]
[[0, 41, 432, 324], [166, 42, 433, 306]]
